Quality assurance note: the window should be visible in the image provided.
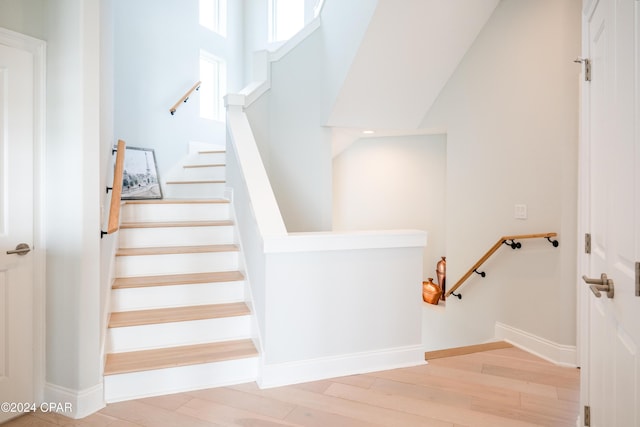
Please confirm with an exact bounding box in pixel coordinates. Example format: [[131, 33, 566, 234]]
[[268, 0, 304, 43], [199, 0, 227, 37], [199, 51, 226, 122]]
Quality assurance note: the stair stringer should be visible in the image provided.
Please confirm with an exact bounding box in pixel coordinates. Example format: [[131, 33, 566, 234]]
[[225, 187, 265, 371]]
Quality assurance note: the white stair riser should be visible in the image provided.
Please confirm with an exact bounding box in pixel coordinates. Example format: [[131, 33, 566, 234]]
[[111, 281, 245, 312], [119, 226, 234, 248], [104, 357, 258, 403], [121, 202, 230, 222], [182, 165, 226, 181], [163, 182, 226, 199], [188, 152, 226, 165], [116, 252, 239, 277], [107, 316, 251, 353]]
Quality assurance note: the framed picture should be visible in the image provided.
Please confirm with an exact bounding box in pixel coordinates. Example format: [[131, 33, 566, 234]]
[[121, 146, 163, 200]]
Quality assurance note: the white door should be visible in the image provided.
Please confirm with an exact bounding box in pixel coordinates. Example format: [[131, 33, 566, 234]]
[[0, 32, 36, 423], [581, 0, 640, 425]]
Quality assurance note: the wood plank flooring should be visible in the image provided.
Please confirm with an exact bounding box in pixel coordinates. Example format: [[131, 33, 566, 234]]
[[5, 345, 580, 426], [424, 341, 514, 360]]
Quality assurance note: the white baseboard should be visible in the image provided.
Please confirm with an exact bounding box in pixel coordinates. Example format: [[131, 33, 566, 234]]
[[258, 344, 425, 388], [43, 382, 105, 419], [494, 322, 577, 367]]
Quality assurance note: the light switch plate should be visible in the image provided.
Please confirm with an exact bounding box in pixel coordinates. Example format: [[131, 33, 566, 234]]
[[514, 204, 527, 219]]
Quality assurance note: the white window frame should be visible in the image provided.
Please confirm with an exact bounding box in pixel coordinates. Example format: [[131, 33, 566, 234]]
[[199, 0, 227, 37], [199, 50, 226, 122], [268, 0, 305, 43]]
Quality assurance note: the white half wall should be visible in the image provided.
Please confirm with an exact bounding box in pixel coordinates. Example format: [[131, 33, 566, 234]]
[[258, 235, 426, 386]]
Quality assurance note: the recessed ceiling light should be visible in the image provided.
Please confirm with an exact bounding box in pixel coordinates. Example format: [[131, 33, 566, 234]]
[[362, 130, 375, 134]]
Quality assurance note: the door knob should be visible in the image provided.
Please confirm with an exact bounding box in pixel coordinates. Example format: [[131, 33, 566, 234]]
[[6, 243, 31, 256], [582, 273, 614, 298]]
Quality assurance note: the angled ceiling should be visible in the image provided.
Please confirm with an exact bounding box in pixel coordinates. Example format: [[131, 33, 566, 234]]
[[326, 0, 500, 131]]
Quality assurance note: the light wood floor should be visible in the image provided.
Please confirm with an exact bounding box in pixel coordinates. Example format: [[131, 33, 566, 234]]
[[4, 345, 580, 426]]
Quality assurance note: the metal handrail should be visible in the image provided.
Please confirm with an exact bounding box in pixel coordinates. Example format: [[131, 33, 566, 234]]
[[446, 232, 559, 299]]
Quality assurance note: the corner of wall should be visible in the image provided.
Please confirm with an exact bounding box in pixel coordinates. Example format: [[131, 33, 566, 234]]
[[43, 382, 105, 419], [495, 322, 577, 368]]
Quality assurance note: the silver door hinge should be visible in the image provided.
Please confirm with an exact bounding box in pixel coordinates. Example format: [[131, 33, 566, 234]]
[[585, 233, 591, 254], [574, 58, 591, 81], [635, 262, 639, 297], [584, 405, 591, 426]]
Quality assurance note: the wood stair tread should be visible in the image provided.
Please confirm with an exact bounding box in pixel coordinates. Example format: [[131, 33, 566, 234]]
[[165, 180, 225, 184], [113, 271, 244, 289], [104, 339, 257, 376], [124, 198, 229, 205], [116, 244, 238, 256], [120, 220, 233, 229], [183, 163, 225, 168], [109, 302, 250, 328]]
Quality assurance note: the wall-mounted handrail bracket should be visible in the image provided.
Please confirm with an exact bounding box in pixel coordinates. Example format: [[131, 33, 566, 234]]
[[473, 269, 486, 277], [445, 232, 559, 300], [546, 236, 559, 247], [106, 186, 113, 193], [503, 239, 522, 250]]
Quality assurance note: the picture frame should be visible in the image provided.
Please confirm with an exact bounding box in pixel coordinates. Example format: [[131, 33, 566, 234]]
[[121, 146, 163, 200]]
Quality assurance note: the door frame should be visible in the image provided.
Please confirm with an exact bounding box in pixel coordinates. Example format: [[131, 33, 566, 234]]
[[0, 27, 46, 404], [577, 0, 595, 422]]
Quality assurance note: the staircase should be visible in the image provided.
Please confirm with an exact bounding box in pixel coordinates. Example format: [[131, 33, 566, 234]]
[[103, 148, 259, 403]]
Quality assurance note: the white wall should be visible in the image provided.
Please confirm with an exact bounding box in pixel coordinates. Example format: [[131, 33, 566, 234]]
[[258, 241, 425, 387], [42, 0, 104, 416], [0, 0, 45, 39], [99, 0, 118, 365], [112, 0, 244, 179], [244, 0, 378, 232], [262, 244, 424, 365], [242, 0, 321, 85], [327, 0, 499, 130], [0, 0, 104, 415], [333, 134, 446, 280], [420, 0, 581, 351]]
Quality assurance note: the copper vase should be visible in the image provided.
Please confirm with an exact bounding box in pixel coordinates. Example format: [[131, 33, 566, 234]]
[[436, 256, 446, 300], [422, 278, 442, 305]]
